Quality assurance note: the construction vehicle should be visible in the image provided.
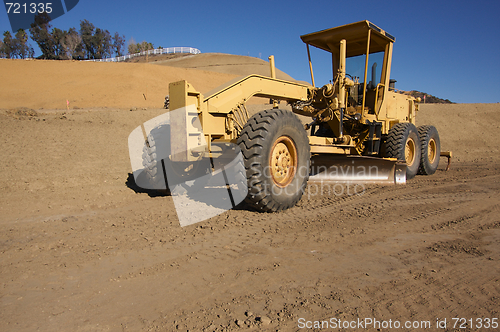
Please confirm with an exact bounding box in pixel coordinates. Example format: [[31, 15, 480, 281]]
[[139, 21, 444, 212]]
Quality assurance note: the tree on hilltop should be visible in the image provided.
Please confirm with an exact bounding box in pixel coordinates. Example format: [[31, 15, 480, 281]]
[[127, 37, 137, 54], [80, 19, 96, 59], [62, 28, 83, 59], [80, 20, 119, 59], [112, 32, 125, 57], [93, 27, 112, 59], [1, 31, 14, 58], [127, 37, 154, 54], [14, 29, 34, 59], [0, 15, 128, 60], [139, 41, 154, 53], [52, 28, 68, 59], [29, 13, 56, 59], [0, 29, 34, 59]]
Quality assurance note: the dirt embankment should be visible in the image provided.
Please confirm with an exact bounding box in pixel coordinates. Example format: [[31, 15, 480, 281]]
[[0, 57, 499, 331], [151, 53, 297, 81], [0, 58, 238, 110], [0, 53, 300, 111], [416, 103, 500, 162]]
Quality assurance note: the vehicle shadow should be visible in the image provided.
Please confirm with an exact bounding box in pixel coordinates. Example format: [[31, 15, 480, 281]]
[[125, 171, 253, 211], [125, 172, 168, 198]]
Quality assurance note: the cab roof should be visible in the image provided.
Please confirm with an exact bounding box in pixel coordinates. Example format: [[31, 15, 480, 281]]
[[300, 21, 395, 57]]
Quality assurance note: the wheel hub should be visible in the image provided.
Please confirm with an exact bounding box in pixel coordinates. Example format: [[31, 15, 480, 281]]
[[428, 138, 437, 164], [405, 138, 416, 167], [270, 136, 297, 187]]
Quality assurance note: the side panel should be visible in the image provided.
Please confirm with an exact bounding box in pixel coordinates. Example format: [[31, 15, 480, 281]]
[[384, 91, 416, 127]]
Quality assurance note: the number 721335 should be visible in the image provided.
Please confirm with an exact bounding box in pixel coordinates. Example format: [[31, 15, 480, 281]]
[[452, 318, 498, 329], [5, 3, 53, 14]]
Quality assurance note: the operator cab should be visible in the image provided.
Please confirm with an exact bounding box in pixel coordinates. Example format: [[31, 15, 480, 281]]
[[300, 20, 396, 116]]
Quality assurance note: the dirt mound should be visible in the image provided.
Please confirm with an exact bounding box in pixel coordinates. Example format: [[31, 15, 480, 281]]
[[0, 53, 296, 111], [0, 58, 238, 110], [417, 103, 500, 162], [152, 53, 297, 81], [5, 107, 38, 118]]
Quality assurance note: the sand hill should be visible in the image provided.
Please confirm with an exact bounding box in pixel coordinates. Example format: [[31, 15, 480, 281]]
[[151, 53, 296, 81], [0, 58, 238, 110], [0, 53, 295, 110]]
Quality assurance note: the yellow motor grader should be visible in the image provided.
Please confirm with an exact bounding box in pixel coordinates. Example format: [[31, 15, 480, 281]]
[[141, 21, 445, 212]]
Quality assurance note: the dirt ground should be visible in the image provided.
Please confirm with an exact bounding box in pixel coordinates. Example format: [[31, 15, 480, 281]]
[[0, 58, 499, 331]]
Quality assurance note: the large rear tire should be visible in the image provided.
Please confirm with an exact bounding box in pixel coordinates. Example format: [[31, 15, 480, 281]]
[[418, 125, 440, 175], [237, 109, 310, 212], [384, 123, 421, 180]]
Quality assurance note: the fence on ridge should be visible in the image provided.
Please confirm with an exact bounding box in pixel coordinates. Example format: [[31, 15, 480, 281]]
[[87, 47, 201, 62]]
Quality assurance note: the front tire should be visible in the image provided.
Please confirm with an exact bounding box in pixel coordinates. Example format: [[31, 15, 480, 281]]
[[384, 123, 421, 180], [237, 109, 310, 212]]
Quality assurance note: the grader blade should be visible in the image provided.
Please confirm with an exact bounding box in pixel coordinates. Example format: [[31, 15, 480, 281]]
[[309, 155, 406, 185]]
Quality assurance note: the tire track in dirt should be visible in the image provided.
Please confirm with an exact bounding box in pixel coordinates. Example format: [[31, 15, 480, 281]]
[[2, 164, 499, 331], [140, 165, 500, 331]]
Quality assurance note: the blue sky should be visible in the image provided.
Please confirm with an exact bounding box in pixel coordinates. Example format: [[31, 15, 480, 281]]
[[2, 0, 500, 103]]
